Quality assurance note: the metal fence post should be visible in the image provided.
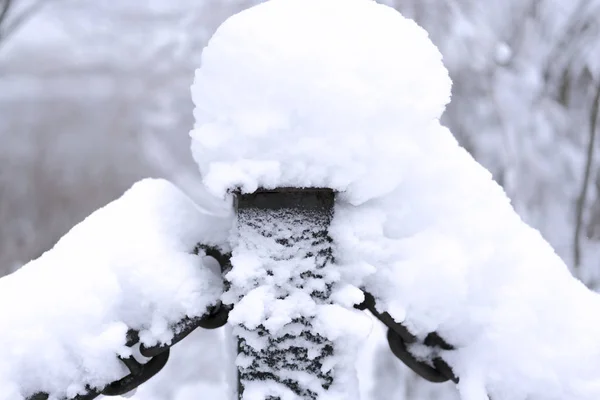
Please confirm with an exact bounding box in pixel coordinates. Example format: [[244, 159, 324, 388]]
[[232, 188, 335, 400]]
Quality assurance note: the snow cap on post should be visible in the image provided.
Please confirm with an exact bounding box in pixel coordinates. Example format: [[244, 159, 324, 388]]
[[190, 0, 451, 202]]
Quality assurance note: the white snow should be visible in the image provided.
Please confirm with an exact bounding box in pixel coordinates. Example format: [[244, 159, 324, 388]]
[[0, 179, 231, 400], [331, 137, 600, 400], [190, 0, 451, 204], [189, 1, 600, 400]]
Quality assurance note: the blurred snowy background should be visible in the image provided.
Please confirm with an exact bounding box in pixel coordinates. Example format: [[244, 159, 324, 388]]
[[1, 0, 599, 399]]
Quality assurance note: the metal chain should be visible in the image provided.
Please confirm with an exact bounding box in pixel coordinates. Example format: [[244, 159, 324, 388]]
[[24, 243, 457, 399], [356, 291, 459, 384], [26, 245, 231, 400]]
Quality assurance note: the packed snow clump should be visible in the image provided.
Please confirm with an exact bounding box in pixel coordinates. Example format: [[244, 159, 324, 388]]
[[0, 179, 231, 400], [190, 1, 600, 400], [191, 0, 451, 203]]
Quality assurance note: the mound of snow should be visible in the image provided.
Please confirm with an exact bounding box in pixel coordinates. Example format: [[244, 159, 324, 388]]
[[190, 0, 451, 204], [0, 179, 231, 400], [190, 1, 600, 400]]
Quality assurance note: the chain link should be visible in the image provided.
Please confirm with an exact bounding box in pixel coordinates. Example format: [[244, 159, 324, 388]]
[[25, 244, 457, 399], [356, 291, 459, 384], [26, 246, 231, 400]]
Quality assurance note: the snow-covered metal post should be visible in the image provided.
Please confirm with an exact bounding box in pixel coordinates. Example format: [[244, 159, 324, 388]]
[[6, 0, 600, 399], [190, 1, 600, 400], [188, 0, 461, 398], [232, 188, 336, 399]]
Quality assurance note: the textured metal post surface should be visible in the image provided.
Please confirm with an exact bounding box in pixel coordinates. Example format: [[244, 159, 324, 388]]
[[233, 188, 335, 400]]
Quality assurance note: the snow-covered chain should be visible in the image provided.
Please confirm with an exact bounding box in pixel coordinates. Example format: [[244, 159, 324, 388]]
[[1, 0, 599, 399], [0, 179, 227, 400]]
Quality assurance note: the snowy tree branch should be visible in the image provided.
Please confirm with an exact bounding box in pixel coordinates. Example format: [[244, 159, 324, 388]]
[[574, 80, 600, 268]]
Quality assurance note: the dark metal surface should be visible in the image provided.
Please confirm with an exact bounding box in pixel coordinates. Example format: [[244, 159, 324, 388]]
[[356, 291, 459, 384], [102, 348, 171, 396], [234, 187, 335, 211], [233, 187, 336, 400]]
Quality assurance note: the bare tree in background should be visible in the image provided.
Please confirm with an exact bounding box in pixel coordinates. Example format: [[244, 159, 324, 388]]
[[0, 0, 48, 49], [0, 0, 11, 30]]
